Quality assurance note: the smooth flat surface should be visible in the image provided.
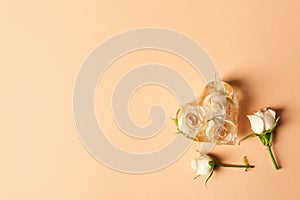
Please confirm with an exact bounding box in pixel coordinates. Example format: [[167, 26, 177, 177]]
[[1, 0, 300, 199]]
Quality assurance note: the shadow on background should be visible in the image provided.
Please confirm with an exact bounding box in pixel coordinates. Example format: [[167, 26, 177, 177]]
[[225, 78, 253, 138]]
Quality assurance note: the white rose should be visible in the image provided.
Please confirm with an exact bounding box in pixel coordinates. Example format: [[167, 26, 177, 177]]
[[203, 92, 227, 117], [206, 118, 236, 143], [205, 118, 223, 142], [177, 104, 206, 137], [247, 108, 277, 134], [191, 154, 214, 176]]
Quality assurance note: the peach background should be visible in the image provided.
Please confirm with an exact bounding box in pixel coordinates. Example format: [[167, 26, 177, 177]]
[[1, 0, 300, 199]]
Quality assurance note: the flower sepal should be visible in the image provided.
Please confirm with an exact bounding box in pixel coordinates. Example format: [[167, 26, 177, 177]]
[[258, 131, 273, 146]]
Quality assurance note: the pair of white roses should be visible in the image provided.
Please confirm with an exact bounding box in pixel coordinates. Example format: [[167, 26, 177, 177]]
[[191, 108, 280, 181]]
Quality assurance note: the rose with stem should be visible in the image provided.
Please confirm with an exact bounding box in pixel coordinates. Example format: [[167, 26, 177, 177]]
[[239, 108, 280, 170], [192, 153, 254, 185]]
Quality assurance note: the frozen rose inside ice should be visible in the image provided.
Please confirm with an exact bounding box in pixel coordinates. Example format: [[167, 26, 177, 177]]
[[206, 118, 237, 144], [178, 104, 206, 138], [173, 80, 239, 144]]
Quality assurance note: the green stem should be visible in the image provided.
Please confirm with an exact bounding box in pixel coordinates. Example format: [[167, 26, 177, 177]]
[[215, 163, 255, 168], [267, 145, 280, 170], [238, 133, 257, 145]]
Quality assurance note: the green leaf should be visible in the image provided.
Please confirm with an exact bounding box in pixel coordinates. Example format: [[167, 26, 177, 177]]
[[171, 118, 178, 127], [205, 170, 214, 187], [175, 107, 181, 119], [193, 175, 201, 180], [174, 129, 183, 134], [238, 133, 257, 145], [226, 97, 236, 106], [207, 116, 218, 122], [214, 79, 227, 95], [170, 108, 181, 128], [243, 156, 251, 172], [243, 156, 249, 165]]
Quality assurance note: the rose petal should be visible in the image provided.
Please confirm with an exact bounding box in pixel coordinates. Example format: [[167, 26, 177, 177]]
[[178, 114, 189, 134], [262, 109, 276, 130], [191, 159, 197, 170], [247, 115, 264, 133], [206, 118, 223, 142], [194, 155, 214, 176], [253, 111, 263, 117], [266, 109, 276, 120]]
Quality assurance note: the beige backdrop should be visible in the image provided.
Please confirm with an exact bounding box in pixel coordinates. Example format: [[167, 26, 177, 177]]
[[1, 0, 300, 199]]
